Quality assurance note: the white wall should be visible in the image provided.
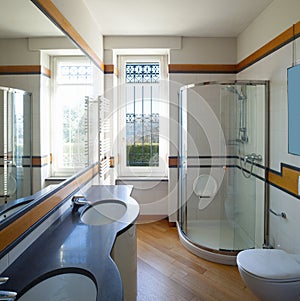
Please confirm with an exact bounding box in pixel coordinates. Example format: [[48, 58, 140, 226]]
[[170, 37, 236, 64], [0, 39, 40, 65], [238, 0, 300, 251], [237, 0, 300, 62], [104, 36, 181, 52], [116, 179, 168, 217]]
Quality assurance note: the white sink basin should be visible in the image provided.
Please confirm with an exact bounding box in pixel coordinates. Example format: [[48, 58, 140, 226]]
[[18, 272, 97, 301], [81, 199, 127, 225]]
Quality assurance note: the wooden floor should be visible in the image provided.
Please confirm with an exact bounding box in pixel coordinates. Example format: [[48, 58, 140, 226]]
[[136, 219, 259, 301]]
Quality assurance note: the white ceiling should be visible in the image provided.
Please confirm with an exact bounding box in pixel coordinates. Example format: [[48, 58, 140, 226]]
[[83, 0, 274, 37], [0, 0, 63, 38], [0, 0, 273, 38]]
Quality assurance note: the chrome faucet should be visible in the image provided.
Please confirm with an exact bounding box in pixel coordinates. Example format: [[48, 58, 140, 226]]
[[72, 195, 89, 212], [0, 277, 17, 301], [0, 278, 8, 286], [244, 153, 262, 163]]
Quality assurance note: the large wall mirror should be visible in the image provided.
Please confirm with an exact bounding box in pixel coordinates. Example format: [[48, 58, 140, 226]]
[[0, 0, 85, 221]]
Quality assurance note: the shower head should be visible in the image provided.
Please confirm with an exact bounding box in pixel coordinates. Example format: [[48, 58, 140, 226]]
[[226, 86, 247, 100]]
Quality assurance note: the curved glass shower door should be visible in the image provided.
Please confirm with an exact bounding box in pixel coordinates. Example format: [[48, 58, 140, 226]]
[[178, 81, 268, 264]]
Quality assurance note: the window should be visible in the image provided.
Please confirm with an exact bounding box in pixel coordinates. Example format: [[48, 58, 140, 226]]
[[118, 56, 168, 177], [51, 56, 93, 176]]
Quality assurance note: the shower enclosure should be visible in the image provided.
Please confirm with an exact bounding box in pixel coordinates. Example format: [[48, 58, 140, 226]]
[[177, 80, 269, 265], [0, 87, 32, 205]]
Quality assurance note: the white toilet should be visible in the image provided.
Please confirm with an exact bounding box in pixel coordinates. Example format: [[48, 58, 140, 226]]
[[237, 249, 300, 301]]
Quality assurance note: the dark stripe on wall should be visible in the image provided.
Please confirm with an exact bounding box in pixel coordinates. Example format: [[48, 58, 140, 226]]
[[170, 154, 300, 198], [169, 155, 266, 182], [267, 180, 300, 200]]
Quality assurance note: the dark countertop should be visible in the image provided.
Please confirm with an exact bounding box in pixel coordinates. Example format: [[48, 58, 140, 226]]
[[1, 185, 139, 301]]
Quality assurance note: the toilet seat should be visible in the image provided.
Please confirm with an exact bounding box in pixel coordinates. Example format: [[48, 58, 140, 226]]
[[237, 249, 300, 281]]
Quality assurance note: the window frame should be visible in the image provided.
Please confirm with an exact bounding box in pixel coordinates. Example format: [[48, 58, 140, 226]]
[[117, 55, 169, 178], [50, 56, 93, 177]]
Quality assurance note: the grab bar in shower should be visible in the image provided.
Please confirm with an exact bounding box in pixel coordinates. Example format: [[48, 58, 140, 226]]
[[269, 208, 287, 219]]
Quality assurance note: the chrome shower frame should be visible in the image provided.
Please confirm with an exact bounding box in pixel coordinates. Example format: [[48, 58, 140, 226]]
[[177, 80, 270, 264]]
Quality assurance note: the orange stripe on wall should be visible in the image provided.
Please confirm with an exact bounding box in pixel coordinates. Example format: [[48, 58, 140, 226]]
[[168, 157, 179, 167], [237, 26, 294, 72], [32, 156, 50, 167], [104, 64, 114, 74], [169, 64, 237, 74], [104, 64, 119, 76], [294, 21, 300, 37], [31, 0, 104, 72], [169, 21, 300, 74], [267, 165, 300, 197], [0, 65, 51, 76]]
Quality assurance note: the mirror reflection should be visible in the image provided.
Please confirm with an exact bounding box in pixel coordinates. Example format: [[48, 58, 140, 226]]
[[0, 0, 84, 219], [0, 87, 32, 205]]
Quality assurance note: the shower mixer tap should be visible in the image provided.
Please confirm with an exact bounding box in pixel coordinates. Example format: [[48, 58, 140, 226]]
[[244, 153, 262, 163], [240, 153, 262, 179]]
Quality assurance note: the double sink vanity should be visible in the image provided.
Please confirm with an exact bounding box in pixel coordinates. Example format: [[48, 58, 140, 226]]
[[0, 183, 140, 301]]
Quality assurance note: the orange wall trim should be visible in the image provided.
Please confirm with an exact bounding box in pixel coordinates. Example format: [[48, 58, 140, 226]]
[[169, 64, 237, 74], [110, 156, 115, 168], [104, 64, 114, 74], [237, 26, 294, 72], [267, 164, 300, 197], [294, 22, 300, 38], [32, 155, 51, 167], [0, 65, 51, 77], [0, 164, 98, 253], [169, 21, 300, 74], [33, 1, 298, 77], [31, 0, 104, 72], [104, 64, 119, 76], [169, 156, 179, 168]]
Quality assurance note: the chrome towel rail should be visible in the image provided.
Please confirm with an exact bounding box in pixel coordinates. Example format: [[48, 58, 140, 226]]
[[269, 208, 287, 219]]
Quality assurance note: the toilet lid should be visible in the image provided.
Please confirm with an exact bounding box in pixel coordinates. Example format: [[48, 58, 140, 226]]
[[237, 249, 300, 280]]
